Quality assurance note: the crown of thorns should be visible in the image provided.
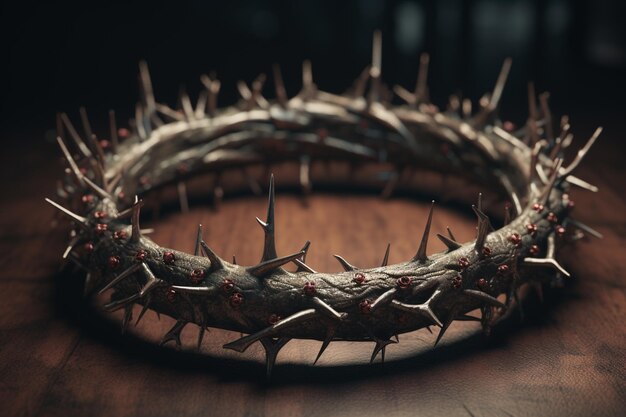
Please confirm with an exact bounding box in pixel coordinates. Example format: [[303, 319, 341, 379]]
[[48, 32, 602, 378]]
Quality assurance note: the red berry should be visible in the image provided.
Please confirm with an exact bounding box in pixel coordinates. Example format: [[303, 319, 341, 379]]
[[303, 281, 316, 296], [163, 251, 175, 265], [526, 223, 538, 236], [166, 288, 177, 302], [82, 194, 94, 204], [108, 255, 120, 268], [547, 212, 558, 223], [498, 264, 509, 274], [95, 223, 108, 235], [94, 211, 107, 219], [84, 242, 94, 252], [509, 233, 522, 246], [482, 247, 492, 257], [556, 225, 566, 236], [135, 249, 147, 261], [113, 230, 127, 240], [190, 269, 205, 284], [268, 314, 282, 325], [397, 276, 413, 289], [477, 278, 488, 289], [99, 139, 110, 150], [229, 293, 244, 307], [452, 275, 463, 289], [117, 128, 130, 138], [503, 121, 516, 132], [359, 299, 372, 314], [458, 257, 470, 268], [532, 203, 544, 213], [529, 244, 540, 255], [221, 279, 234, 293], [353, 272, 366, 284]]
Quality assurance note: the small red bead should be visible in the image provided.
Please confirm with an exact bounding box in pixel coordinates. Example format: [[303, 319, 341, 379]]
[[268, 314, 282, 325], [94, 211, 107, 219], [526, 223, 538, 235], [529, 244, 540, 255], [509, 233, 522, 246], [117, 191, 126, 200], [482, 246, 492, 257], [84, 242, 94, 252], [135, 249, 147, 261], [81, 194, 94, 204], [113, 230, 127, 240], [452, 275, 463, 289], [477, 278, 488, 289], [95, 223, 108, 234], [547, 212, 558, 223], [303, 281, 316, 296], [229, 293, 244, 307], [503, 121, 516, 132], [556, 225, 566, 236], [498, 264, 510, 274], [99, 139, 110, 150], [190, 269, 205, 284], [117, 128, 130, 138], [163, 251, 175, 265], [359, 299, 373, 314], [397, 276, 413, 289], [221, 279, 235, 292], [108, 255, 120, 269], [504, 201, 512, 211], [458, 257, 470, 268], [353, 272, 366, 284], [532, 203, 544, 213], [166, 288, 177, 303]]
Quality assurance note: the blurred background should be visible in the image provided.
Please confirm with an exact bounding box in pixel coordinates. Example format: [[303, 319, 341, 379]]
[[1, 0, 624, 146]]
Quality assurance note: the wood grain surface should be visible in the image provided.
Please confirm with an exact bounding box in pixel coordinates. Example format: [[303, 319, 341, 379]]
[[1, 129, 624, 417]]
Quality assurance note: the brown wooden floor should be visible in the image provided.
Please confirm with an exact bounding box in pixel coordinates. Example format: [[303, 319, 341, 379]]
[[1, 127, 625, 417]]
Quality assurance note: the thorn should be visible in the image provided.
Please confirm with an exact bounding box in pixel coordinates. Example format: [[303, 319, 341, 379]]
[[223, 309, 317, 353], [568, 219, 603, 239], [194, 224, 203, 256], [258, 174, 278, 262], [523, 257, 571, 277], [130, 196, 144, 243], [83, 175, 114, 200], [489, 58, 512, 111], [159, 320, 187, 349], [463, 289, 505, 308], [539, 158, 564, 206], [295, 241, 316, 273], [539, 92, 554, 142], [437, 233, 461, 251], [333, 254, 357, 272], [103, 293, 140, 312], [391, 298, 443, 327], [411, 200, 434, 263], [180, 89, 195, 121], [272, 64, 288, 107], [45, 198, 88, 228], [138, 263, 164, 297], [381, 243, 391, 266], [194, 89, 208, 118], [311, 297, 347, 321], [55, 136, 84, 186], [200, 240, 224, 271], [60, 112, 92, 158], [260, 337, 290, 379], [135, 294, 152, 326], [370, 338, 396, 364], [414, 53, 430, 104], [370, 289, 397, 312], [121, 305, 133, 335], [135, 103, 147, 139], [472, 200, 493, 252], [447, 226, 457, 241], [313, 326, 336, 365], [247, 250, 305, 278], [138, 61, 156, 113], [98, 263, 143, 294], [560, 127, 603, 177], [232, 255, 237, 265], [169, 285, 214, 295]]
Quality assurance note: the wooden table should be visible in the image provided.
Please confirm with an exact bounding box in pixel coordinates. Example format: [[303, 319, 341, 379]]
[[1, 121, 624, 417]]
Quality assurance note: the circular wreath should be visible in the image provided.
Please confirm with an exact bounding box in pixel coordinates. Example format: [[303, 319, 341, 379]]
[[48, 33, 602, 377]]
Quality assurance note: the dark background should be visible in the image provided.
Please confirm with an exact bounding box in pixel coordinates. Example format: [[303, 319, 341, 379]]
[[1, 0, 625, 145]]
